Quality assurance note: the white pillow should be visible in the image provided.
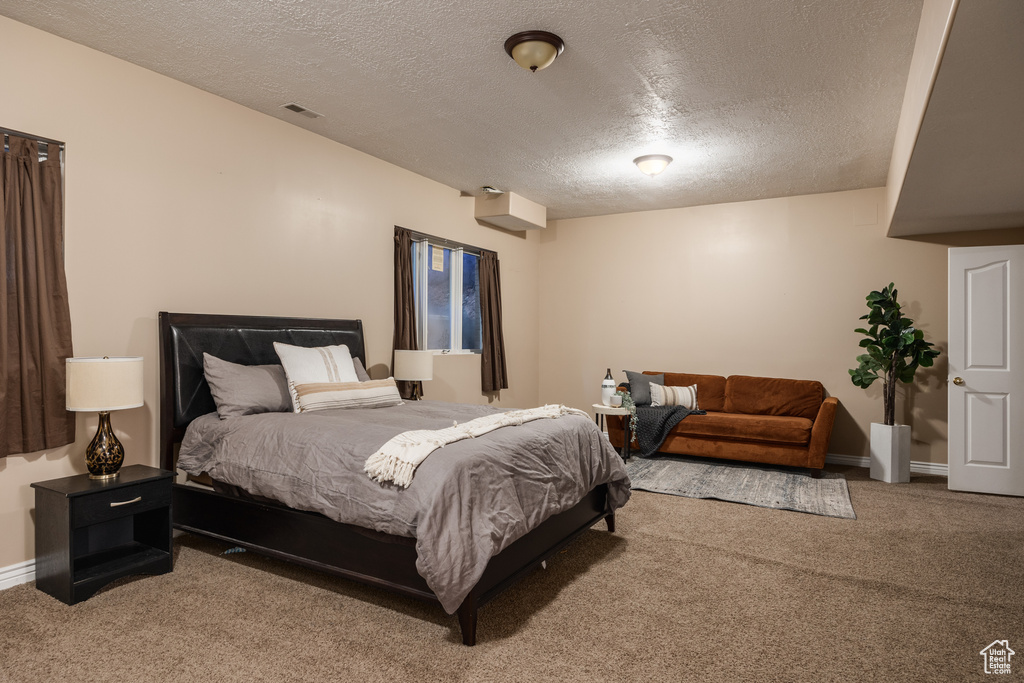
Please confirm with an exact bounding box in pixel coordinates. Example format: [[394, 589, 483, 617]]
[[273, 342, 359, 412], [292, 378, 403, 413], [650, 383, 698, 410]]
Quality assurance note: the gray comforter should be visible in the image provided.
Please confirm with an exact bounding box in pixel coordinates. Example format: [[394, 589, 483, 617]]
[[177, 400, 631, 613]]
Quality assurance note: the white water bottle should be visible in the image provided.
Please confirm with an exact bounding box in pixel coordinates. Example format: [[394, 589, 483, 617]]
[[601, 368, 616, 406]]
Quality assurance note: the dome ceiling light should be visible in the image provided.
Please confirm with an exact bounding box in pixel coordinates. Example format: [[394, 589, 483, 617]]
[[634, 154, 673, 176], [504, 31, 565, 73]]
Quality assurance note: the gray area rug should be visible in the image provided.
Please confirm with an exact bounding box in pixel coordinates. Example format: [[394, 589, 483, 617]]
[[626, 455, 856, 519]]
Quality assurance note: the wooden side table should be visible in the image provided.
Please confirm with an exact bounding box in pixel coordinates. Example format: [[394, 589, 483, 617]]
[[31, 464, 173, 604], [593, 404, 631, 460]]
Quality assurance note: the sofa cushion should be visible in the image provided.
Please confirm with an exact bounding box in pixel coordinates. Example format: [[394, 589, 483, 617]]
[[626, 371, 663, 406], [649, 372, 727, 412], [670, 411, 813, 445], [724, 375, 824, 420], [650, 383, 698, 409]]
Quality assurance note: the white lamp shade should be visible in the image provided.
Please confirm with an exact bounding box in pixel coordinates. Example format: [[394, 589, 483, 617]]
[[393, 350, 433, 382], [634, 154, 673, 176], [66, 357, 144, 412]]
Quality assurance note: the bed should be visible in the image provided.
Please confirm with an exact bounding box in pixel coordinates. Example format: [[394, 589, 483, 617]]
[[159, 312, 629, 645]]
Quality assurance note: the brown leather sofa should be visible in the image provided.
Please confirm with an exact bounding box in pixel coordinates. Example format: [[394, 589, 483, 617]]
[[607, 372, 838, 469]]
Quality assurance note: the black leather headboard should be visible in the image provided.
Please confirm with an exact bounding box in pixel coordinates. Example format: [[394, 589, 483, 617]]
[[159, 312, 366, 470]]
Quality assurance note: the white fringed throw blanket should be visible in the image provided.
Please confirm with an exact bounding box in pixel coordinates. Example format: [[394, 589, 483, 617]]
[[364, 404, 589, 488]]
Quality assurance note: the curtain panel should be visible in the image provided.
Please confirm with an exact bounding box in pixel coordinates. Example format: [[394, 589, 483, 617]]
[[392, 226, 421, 400], [0, 135, 75, 457], [479, 251, 508, 394]]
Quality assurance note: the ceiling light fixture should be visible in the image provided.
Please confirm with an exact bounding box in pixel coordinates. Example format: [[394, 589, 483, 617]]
[[633, 154, 673, 177], [504, 31, 565, 72]]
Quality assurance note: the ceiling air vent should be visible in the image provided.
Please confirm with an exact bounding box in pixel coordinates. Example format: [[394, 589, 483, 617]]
[[281, 103, 323, 119]]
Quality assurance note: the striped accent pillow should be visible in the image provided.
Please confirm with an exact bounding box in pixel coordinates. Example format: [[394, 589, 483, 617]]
[[273, 342, 359, 412], [293, 378, 403, 413], [650, 383, 698, 410]]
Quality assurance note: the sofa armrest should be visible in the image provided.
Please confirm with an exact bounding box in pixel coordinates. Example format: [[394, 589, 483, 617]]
[[807, 397, 839, 468]]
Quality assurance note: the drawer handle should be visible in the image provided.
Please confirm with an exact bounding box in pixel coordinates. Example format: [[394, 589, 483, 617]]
[[109, 496, 142, 508]]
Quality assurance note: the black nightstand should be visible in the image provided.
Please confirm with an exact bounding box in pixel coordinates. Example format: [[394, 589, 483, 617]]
[[31, 465, 173, 604]]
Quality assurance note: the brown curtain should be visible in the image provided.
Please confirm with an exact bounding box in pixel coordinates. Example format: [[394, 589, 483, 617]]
[[1, 135, 75, 457], [479, 250, 508, 395], [392, 226, 421, 400]]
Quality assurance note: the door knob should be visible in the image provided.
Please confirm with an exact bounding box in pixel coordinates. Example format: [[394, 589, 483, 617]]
[[952, 377, 964, 386]]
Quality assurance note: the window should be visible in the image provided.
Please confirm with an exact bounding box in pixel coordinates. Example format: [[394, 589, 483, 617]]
[[411, 238, 482, 352]]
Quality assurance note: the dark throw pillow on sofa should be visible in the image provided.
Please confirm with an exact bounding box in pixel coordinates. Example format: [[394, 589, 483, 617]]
[[624, 371, 664, 406]]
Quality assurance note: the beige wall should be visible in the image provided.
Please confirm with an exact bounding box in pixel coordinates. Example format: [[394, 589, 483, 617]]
[[0, 17, 541, 569], [538, 188, 950, 464]]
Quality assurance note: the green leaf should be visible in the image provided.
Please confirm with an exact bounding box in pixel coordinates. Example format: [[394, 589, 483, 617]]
[[852, 373, 879, 388], [851, 281, 940, 394]]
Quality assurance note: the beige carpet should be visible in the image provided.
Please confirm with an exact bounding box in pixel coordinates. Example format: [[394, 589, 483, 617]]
[[1, 466, 1022, 682]]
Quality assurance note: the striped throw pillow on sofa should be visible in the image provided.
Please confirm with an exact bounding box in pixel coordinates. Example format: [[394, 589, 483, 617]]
[[293, 377, 403, 413], [650, 383, 698, 410]]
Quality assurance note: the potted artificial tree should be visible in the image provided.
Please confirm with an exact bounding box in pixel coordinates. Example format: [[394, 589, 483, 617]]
[[850, 283, 940, 483]]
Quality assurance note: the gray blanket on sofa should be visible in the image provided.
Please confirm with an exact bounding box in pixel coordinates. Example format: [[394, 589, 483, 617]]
[[634, 405, 705, 458]]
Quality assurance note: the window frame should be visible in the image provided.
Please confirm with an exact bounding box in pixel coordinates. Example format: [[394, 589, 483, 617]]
[[411, 236, 484, 355]]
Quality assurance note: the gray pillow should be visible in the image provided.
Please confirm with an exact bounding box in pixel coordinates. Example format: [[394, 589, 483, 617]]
[[203, 353, 292, 419], [352, 357, 372, 382], [624, 371, 664, 406]]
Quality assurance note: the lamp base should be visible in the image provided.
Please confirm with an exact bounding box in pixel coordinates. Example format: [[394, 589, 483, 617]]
[[86, 412, 124, 480]]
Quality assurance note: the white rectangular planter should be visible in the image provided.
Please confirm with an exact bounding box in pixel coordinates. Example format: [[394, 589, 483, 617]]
[[870, 423, 911, 483]]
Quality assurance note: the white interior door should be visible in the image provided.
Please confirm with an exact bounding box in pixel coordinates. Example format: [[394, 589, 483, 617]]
[[948, 245, 1024, 495]]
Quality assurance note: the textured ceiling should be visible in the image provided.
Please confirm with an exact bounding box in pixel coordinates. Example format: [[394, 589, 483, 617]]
[[890, 0, 1024, 236], [0, 0, 922, 220]]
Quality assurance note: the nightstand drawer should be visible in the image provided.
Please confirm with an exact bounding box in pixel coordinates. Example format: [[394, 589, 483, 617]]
[[72, 480, 171, 527]]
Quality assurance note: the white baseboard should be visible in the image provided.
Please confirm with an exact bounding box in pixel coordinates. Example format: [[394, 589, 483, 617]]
[[826, 453, 948, 477], [0, 559, 35, 591]]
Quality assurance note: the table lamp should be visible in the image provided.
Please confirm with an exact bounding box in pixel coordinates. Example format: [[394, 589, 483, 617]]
[[66, 356, 144, 480], [393, 350, 433, 400]]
